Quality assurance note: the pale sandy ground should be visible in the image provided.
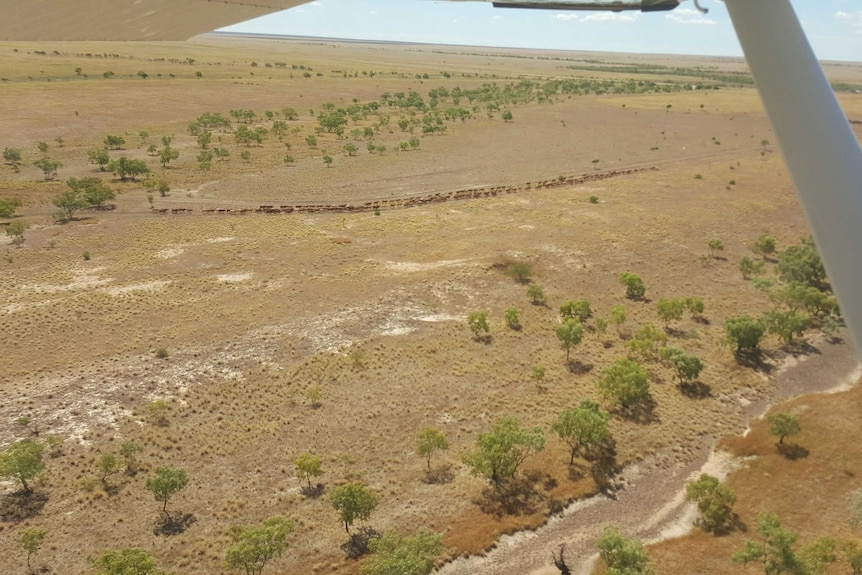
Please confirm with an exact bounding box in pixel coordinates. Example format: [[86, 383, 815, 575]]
[[437, 332, 860, 575]]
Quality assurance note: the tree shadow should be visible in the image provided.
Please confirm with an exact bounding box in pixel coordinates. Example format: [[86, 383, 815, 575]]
[[587, 437, 620, 492], [698, 512, 747, 536], [566, 360, 593, 375], [423, 464, 454, 485], [300, 483, 325, 498], [693, 316, 711, 325], [340, 526, 380, 559], [617, 396, 660, 425], [734, 349, 773, 374], [0, 490, 48, 522], [153, 512, 196, 536], [787, 341, 821, 357], [777, 443, 809, 460], [665, 326, 686, 338], [679, 381, 712, 399], [477, 475, 542, 517]]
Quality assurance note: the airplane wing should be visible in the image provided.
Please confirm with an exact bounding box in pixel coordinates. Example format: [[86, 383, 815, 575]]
[[0, 0, 315, 41]]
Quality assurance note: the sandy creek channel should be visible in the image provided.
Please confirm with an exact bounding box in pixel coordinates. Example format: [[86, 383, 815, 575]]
[[437, 334, 861, 575]]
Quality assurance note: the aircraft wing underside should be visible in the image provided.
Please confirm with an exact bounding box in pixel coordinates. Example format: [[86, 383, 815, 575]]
[[0, 0, 315, 41]]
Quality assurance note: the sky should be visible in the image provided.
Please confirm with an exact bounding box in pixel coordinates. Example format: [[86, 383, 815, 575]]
[[219, 0, 862, 62]]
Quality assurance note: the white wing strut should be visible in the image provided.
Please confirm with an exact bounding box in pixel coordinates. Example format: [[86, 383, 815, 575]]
[[724, 0, 862, 355]]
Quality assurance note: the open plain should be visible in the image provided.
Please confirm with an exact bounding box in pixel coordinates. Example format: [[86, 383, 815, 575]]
[[1, 34, 862, 574]]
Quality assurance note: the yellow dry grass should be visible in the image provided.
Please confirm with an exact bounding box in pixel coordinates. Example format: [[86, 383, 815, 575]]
[[0, 36, 858, 575]]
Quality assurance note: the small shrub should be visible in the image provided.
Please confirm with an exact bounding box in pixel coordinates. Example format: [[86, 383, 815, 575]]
[[155, 347, 168, 359]]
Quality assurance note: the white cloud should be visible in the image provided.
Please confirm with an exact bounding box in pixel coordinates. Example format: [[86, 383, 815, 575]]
[[836, 11, 862, 27], [553, 12, 636, 23], [582, 12, 637, 22], [370, 10, 377, 15], [666, 7, 717, 25]]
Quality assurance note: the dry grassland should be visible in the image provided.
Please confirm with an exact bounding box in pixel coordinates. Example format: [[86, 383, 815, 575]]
[[645, 382, 862, 575], [1, 35, 861, 574]]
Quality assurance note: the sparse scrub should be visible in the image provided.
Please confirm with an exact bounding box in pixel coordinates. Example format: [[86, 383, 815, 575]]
[[467, 310, 490, 341]]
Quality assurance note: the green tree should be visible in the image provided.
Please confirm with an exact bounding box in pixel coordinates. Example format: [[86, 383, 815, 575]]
[[145, 466, 189, 517], [502, 110, 513, 122], [107, 157, 149, 181], [0, 197, 22, 218], [119, 441, 143, 475], [68, 176, 115, 209], [551, 399, 610, 465], [656, 298, 685, 327], [598, 359, 650, 411], [21, 527, 47, 574], [626, 324, 667, 361], [159, 146, 179, 167], [596, 525, 654, 575], [146, 399, 170, 426], [197, 150, 214, 171], [463, 416, 544, 487], [732, 513, 805, 574], [611, 305, 627, 334], [330, 482, 378, 533], [417, 428, 448, 471], [225, 516, 295, 575], [619, 272, 646, 299], [3, 147, 22, 171], [530, 366, 546, 388], [37, 141, 49, 154], [777, 240, 826, 287], [467, 311, 490, 341], [52, 189, 87, 222], [197, 131, 212, 149], [91, 548, 167, 575], [507, 260, 532, 283], [684, 296, 705, 319], [768, 412, 800, 445], [361, 530, 443, 575], [669, 352, 704, 385], [6, 219, 25, 244], [764, 310, 810, 345], [707, 238, 724, 258], [527, 283, 546, 305], [685, 474, 736, 534], [294, 451, 323, 489], [725, 315, 766, 353], [305, 135, 318, 148], [96, 453, 121, 488], [554, 318, 584, 362], [0, 439, 45, 494], [752, 233, 777, 259], [560, 298, 591, 322], [504, 306, 520, 330], [740, 255, 765, 279], [33, 157, 62, 180], [88, 149, 110, 171], [103, 135, 126, 149], [343, 143, 358, 156], [323, 154, 334, 168], [843, 540, 862, 574]]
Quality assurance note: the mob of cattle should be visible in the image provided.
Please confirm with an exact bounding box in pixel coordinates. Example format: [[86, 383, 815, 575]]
[[151, 167, 657, 216]]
